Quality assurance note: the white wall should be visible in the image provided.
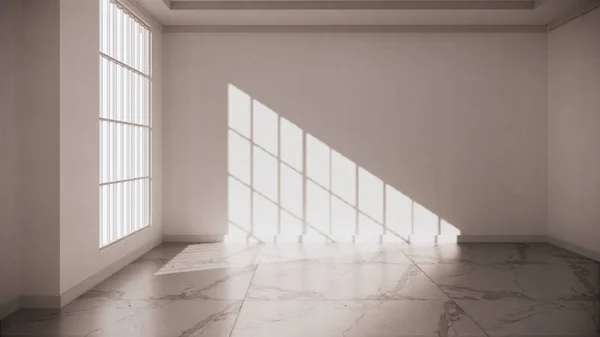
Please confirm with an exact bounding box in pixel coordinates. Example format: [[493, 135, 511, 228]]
[[0, 0, 164, 310], [58, 0, 164, 298], [18, 0, 62, 306], [547, 8, 600, 259], [0, 0, 22, 318], [163, 32, 548, 240]]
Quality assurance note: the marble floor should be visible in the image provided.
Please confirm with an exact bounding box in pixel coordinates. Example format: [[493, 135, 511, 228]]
[[2, 242, 599, 337]]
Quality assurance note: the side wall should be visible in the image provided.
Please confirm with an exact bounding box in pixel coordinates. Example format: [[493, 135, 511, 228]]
[[163, 32, 548, 240], [547, 8, 600, 260], [0, 0, 22, 318], [58, 0, 163, 302], [18, 0, 62, 308]]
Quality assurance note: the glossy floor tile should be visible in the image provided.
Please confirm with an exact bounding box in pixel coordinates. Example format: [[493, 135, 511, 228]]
[[258, 243, 413, 264], [418, 262, 598, 301], [140, 243, 264, 270], [231, 300, 487, 337], [401, 243, 596, 266], [456, 299, 598, 337], [87, 261, 257, 300], [2, 242, 599, 337], [247, 263, 447, 300], [1, 298, 242, 337]]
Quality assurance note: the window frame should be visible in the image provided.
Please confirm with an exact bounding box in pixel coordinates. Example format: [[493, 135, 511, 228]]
[[99, 0, 153, 249]]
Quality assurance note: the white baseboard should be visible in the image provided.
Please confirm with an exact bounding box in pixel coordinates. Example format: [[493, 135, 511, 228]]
[[457, 235, 547, 243], [163, 235, 224, 243], [404, 234, 547, 244], [547, 236, 600, 262], [163, 234, 548, 244], [0, 296, 21, 320]]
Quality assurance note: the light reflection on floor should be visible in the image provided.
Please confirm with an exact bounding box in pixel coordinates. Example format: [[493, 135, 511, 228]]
[[2, 242, 598, 337]]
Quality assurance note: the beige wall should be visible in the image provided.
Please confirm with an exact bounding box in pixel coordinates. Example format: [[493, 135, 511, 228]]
[[163, 32, 548, 239], [0, 0, 164, 311], [58, 0, 164, 296], [547, 8, 600, 259], [0, 0, 22, 318], [18, 0, 62, 304]]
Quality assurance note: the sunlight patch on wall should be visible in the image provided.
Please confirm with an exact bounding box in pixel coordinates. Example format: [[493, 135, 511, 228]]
[[228, 84, 251, 138], [225, 84, 460, 244], [306, 134, 330, 189], [331, 150, 356, 206], [385, 185, 412, 238]]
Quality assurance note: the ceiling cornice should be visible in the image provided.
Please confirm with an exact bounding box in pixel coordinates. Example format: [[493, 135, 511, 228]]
[[163, 24, 547, 33], [168, 0, 535, 11], [119, 0, 164, 31], [546, 0, 600, 31]]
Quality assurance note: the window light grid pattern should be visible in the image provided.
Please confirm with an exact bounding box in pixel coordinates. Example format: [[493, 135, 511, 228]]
[[100, 0, 151, 247]]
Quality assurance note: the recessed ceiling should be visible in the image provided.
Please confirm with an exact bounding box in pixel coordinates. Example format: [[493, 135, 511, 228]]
[[134, 0, 587, 28]]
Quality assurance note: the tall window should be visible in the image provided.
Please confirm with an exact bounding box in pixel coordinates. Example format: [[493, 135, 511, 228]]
[[99, 0, 151, 247]]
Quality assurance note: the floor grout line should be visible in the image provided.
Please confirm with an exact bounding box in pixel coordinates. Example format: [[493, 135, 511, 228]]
[[400, 248, 492, 337], [228, 260, 261, 337], [243, 264, 260, 301], [227, 299, 246, 337]]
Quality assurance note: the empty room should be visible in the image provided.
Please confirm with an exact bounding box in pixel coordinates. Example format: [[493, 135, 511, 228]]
[[0, 0, 599, 336]]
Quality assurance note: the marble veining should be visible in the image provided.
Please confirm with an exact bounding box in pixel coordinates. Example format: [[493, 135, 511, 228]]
[[418, 256, 598, 301], [231, 300, 487, 337], [85, 262, 256, 301], [139, 243, 264, 271], [1, 298, 242, 337], [402, 243, 596, 266], [456, 299, 599, 337], [247, 263, 448, 300], [258, 243, 413, 264], [2, 242, 598, 337]]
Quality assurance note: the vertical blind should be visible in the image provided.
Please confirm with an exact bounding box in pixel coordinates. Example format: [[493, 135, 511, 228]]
[[99, 0, 151, 247]]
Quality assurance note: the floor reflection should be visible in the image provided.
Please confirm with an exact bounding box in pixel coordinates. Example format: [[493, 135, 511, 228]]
[[1, 242, 598, 337]]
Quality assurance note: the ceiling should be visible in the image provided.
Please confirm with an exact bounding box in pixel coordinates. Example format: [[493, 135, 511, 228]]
[[134, 0, 591, 29]]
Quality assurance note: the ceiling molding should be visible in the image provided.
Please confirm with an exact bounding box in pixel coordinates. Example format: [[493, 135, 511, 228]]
[[118, 0, 163, 31], [163, 24, 547, 33], [546, 0, 600, 31], [169, 0, 535, 11], [161, 0, 172, 9]]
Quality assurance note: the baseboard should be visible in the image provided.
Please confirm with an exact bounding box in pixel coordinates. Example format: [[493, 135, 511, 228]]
[[547, 236, 600, 263], [59, 238, 162, 308], [21, 295, 61, 309], [163, 235, 224, 243], [405, 234, 547, 244], [457, 235, 547, 243], [164, 234, 546, 244], [0, 296, 21, 319]]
